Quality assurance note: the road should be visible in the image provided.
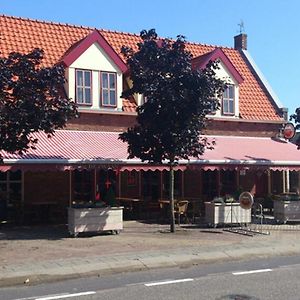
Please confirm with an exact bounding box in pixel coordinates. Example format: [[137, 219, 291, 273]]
[[1, 255, 300, 300]]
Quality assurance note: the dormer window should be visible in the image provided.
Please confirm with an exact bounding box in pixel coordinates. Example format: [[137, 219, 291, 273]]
[[75, 69, 92, 105], [101, 72, 117, 107], [222, 85, 235, 115]]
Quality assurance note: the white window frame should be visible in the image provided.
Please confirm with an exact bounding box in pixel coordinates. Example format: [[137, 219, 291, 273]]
[[100, 72, 117, 107], [75, 69, 92, 105], [222, 85, 235, 115]]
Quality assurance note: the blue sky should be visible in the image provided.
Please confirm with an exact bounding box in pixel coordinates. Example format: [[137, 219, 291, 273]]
[[1, 0, 299, 116]]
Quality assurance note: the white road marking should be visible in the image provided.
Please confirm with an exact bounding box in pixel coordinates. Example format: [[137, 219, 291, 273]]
[[35, 291, 96, 300], [13, 296, 41, 300], [233, 268, 272, 275], [144, 278, 194, 287]]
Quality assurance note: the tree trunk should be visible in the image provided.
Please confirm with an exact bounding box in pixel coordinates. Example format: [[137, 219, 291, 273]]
[[169, 164, 176, 233]]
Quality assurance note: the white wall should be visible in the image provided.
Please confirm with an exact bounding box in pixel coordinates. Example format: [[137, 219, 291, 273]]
[[211, 60, 240, 118]]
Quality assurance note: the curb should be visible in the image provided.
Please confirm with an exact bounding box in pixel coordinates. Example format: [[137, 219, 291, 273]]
[[1, 241, 300, 288]]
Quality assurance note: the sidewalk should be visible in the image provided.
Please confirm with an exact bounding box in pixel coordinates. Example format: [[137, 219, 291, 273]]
[[1, 221, 300, 287]]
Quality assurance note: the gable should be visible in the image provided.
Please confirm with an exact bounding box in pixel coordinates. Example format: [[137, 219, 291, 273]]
[[69, 42, 122, 72], [62, 30, 127, 73]]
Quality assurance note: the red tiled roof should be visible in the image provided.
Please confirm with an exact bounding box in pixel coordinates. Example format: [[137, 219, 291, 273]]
[[1, 131, 299, 170], [0, 15, 283, 121]]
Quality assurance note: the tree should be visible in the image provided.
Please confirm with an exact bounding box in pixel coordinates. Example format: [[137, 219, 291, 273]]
[[119, 29, 224, 232], [291, 109, 300, 146], [0, 48, 78, 155]]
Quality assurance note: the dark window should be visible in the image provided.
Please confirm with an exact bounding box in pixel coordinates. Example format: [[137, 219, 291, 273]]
[[73, 170, 93, 202]]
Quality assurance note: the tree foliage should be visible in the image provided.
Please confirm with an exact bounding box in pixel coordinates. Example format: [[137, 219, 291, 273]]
[[119, 29, 224, 164], [0, 48, 78, 154], [291, 109, 300, 131]]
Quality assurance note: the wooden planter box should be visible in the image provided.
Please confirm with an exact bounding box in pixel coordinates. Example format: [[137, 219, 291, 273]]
[[205, 202, 251, 227], [273, 200, 300, 224], [68, 207, 123, 237]]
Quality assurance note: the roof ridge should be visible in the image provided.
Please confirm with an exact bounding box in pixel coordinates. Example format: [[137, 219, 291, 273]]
[[0, 14, 94, 30], [0, 14, 235, 49], [0, 14, 141, 38], [186, 39, 234, 50], [99, 28, 140, 38]]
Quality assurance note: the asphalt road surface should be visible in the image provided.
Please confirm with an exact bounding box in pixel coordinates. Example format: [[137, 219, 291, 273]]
[[2, 255, 300, 300]]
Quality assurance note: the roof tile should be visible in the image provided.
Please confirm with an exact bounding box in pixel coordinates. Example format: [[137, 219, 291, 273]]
[[0, 15, 283, 121]]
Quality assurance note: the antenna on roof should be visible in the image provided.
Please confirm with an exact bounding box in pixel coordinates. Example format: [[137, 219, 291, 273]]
[[238, 20, 245, 34]]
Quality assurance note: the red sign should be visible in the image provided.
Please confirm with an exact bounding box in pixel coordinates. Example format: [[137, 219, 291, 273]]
[[283, 123, 295, 140]]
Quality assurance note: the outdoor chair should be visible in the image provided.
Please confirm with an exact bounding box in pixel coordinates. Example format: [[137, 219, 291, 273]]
[[174, 200, 189, 226]]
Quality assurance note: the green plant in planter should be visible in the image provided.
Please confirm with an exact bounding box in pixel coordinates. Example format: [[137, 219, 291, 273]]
[[212, 197, 224, 204]]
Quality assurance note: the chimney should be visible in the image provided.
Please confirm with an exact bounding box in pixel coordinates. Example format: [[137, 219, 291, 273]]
[[234, 33, 247, 50]]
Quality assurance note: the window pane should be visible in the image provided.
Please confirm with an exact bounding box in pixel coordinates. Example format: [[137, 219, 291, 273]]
[[102, 73, 108, 88], [223, 88, 228, 99], [84, 71, 91, 87], [103, 90, 109, 105], [229, 86, 234, 99], [229, 100, 234, 113], [0, 183, 7, 203], [9, 183, 22, 202], [77, 87, 84, 103], [0, 172, 7, 181], [76, 71, 83, 86], [85, 88, 91, 104], [223, 100, 229, 113], [110, 90, 116, 105], [109, 74, 116, 89], [9, 170, 21, 181]]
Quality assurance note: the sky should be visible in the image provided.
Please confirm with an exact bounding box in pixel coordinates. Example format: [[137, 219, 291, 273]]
[[1, 0, 299, 116]]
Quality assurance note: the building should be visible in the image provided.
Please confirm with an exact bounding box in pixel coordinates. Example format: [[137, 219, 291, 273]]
[[0, 15, 299, 224]]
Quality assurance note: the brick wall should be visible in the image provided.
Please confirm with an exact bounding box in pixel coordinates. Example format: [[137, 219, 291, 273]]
[[205, 120, 281, 137], [66, 112, 136, 132], [66, 112, 281, 137]]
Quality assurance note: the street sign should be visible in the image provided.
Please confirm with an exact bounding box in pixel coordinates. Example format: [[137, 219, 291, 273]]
[[283, 123, 295, 140]]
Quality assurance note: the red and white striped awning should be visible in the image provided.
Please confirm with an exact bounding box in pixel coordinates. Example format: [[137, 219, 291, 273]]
[[0, 130, 300, 171]]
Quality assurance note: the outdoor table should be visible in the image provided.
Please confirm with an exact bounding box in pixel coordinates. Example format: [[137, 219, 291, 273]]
[[115, 197, 143, 219]]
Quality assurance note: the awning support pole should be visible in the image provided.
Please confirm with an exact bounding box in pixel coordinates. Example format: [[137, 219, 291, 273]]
[[286, 170, 290, 193], [69, 170, 72, 207], [94, 169, 97, 201], [160, 171, 163, 199], [139, 171, 142, 199], [267, 170, 271, 195], [118, 171, 121, 197], [182, 170, 185, 198], [217, 170, 221, 196]]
